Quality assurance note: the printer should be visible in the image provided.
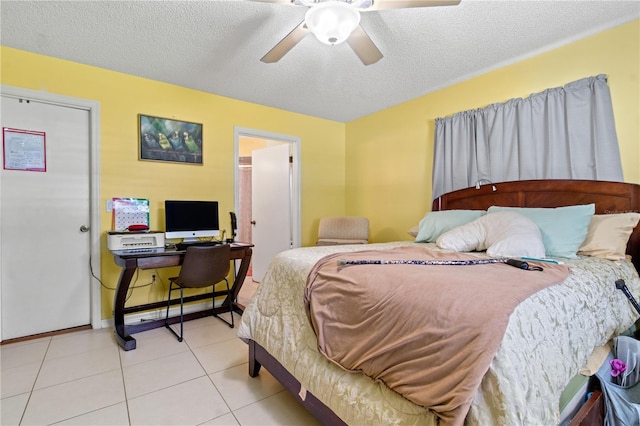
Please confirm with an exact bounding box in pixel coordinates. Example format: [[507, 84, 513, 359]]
[[107, 231, 165, 251]]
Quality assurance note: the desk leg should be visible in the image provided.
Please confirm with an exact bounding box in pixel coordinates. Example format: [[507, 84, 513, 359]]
[[114, 263, 137, 351], [228, 247, 252, 313]]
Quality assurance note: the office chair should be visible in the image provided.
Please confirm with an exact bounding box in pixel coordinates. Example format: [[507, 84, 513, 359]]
[[164, 244, 234, 342], [316, 216, 369, 246]]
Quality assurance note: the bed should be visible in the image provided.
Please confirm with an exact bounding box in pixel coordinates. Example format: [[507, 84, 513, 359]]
[[237, 179, 640, 425]]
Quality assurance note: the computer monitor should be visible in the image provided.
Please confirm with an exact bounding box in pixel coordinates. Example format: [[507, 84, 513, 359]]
[[164, 200, 220, 242]]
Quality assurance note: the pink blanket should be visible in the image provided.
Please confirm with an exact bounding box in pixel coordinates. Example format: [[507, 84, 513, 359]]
[[304, 246, 571, 425]]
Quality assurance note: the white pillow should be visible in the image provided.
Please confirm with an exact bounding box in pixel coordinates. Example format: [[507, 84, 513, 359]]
[[436, 211, 546, 258]]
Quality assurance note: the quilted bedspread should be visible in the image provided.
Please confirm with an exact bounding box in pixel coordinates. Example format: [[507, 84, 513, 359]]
[[237, 242, 640, 425], [304, 246, 571, 425]]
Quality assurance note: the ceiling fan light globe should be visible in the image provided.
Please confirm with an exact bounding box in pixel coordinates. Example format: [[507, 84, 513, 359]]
[[304, 1, 361, 45]]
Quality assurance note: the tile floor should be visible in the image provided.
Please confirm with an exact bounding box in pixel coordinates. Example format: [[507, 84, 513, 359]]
[[1, 301, 320, 425]]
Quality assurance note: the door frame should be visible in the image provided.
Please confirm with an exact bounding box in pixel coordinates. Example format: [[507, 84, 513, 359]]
[[233, 126, 301, 249], [0, 85, 102, 334]]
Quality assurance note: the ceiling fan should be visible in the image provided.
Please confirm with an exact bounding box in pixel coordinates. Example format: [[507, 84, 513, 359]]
[[251, 0, 461, 65]]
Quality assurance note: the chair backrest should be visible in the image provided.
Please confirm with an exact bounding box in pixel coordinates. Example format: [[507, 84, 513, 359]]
[[177, 245, 231, 288], [317, 216, 369, 245]]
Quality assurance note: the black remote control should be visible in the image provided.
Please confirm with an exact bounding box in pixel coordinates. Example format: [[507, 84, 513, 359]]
[[506, 259, 530, 270]]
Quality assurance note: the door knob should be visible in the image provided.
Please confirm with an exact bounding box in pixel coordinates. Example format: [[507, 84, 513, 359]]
[[251, 220, 256, 225], [80, 225, 90, 232]]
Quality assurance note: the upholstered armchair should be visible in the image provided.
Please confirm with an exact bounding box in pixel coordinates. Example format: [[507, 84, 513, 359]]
[[316, 216, 369, 246]]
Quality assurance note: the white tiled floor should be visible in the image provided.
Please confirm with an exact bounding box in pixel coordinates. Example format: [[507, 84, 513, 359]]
[[0, 313, 321, 425]]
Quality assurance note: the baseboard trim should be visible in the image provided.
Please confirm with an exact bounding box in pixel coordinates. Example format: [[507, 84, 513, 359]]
[[101, 300, 221, 329], [1, 325, 93, 345]]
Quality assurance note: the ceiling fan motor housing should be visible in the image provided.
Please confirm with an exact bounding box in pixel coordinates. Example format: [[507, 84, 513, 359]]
[[304, 1, 361, 45]]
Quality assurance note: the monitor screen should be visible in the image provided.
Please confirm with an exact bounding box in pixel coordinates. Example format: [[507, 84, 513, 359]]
[[164, 200, 220, 242]]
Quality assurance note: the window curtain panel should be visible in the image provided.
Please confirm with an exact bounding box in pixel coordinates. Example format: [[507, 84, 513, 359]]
[[432, 74, 623, 200]]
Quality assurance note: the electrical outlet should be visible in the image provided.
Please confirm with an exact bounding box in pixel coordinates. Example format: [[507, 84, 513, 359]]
[[152, 274, 156, 283]]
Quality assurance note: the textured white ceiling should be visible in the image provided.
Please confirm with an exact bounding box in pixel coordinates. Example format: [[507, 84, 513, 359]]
[[1, 0, 638, 122]]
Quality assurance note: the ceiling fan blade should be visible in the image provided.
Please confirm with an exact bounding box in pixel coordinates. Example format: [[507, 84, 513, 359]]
[[261, 21, 310, 63], [367, 0, 460, 10], [346, 25, 383, 66]]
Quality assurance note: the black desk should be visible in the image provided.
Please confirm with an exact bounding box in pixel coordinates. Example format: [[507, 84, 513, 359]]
[[112, 242, 253, 351]]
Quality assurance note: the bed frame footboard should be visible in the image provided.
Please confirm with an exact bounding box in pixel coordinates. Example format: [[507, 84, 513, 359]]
[[247, 339, 347, 425]]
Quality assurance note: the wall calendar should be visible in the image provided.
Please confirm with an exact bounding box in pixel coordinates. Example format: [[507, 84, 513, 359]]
[[111, 198, 150, 231]]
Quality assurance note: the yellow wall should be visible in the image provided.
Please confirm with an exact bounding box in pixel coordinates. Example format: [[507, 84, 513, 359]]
[[346, 19, 640, 243], [1, 46, 346, 319], [1, 19, 638, 320]]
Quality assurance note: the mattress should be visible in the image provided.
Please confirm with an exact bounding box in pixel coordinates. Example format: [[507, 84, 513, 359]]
[[237, 242, 640, 425]]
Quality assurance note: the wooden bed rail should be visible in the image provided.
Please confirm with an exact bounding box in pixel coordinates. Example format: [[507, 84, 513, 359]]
[[569, 390, 604, 426]]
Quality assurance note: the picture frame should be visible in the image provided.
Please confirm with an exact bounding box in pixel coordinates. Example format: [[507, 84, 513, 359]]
[[139, 114, 203, 164]]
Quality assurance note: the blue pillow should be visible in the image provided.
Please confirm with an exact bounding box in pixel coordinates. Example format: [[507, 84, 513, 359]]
[[415, 210, 486, 243], [487, 204, 595, 258]]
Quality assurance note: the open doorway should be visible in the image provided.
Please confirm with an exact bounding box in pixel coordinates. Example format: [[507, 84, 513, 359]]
[[233, 127, 300, 301]]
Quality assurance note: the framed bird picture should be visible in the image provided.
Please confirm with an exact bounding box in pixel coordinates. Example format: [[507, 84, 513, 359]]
[[138, 114, 203, 164]]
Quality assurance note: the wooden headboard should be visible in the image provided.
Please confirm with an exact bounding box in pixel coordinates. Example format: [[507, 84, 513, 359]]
[[432, 179, 640, 273]]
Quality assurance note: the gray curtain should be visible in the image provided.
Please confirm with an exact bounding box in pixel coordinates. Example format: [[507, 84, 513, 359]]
[[432, 74, 623, 200]]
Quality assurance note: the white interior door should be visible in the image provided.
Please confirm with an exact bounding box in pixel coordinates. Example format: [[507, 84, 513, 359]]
[[1, 95, 92, 339], [251, 144, 291, 282]]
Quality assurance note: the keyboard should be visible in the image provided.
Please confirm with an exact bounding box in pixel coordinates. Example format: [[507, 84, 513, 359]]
[[175, 241, 222, 251]]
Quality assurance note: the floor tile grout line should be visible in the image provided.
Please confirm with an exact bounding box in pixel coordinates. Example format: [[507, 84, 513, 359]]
[[18, 336, 52, 425], [27, 341, 123, 394], [124, 371, 212, 402], [28, 367, 124, 395], [189, 323, 239, 421], [118, 337, 133, 426], [48, 401, 127, 426], [3, 310, 288, 426]]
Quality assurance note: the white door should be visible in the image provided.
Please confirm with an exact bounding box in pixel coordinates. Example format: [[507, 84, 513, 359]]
[[1, 95, 92, 339], [251, 144, 291, 282]]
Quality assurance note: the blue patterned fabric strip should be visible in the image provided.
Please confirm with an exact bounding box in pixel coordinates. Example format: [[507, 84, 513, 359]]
[[337, 258, 507, 266]]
